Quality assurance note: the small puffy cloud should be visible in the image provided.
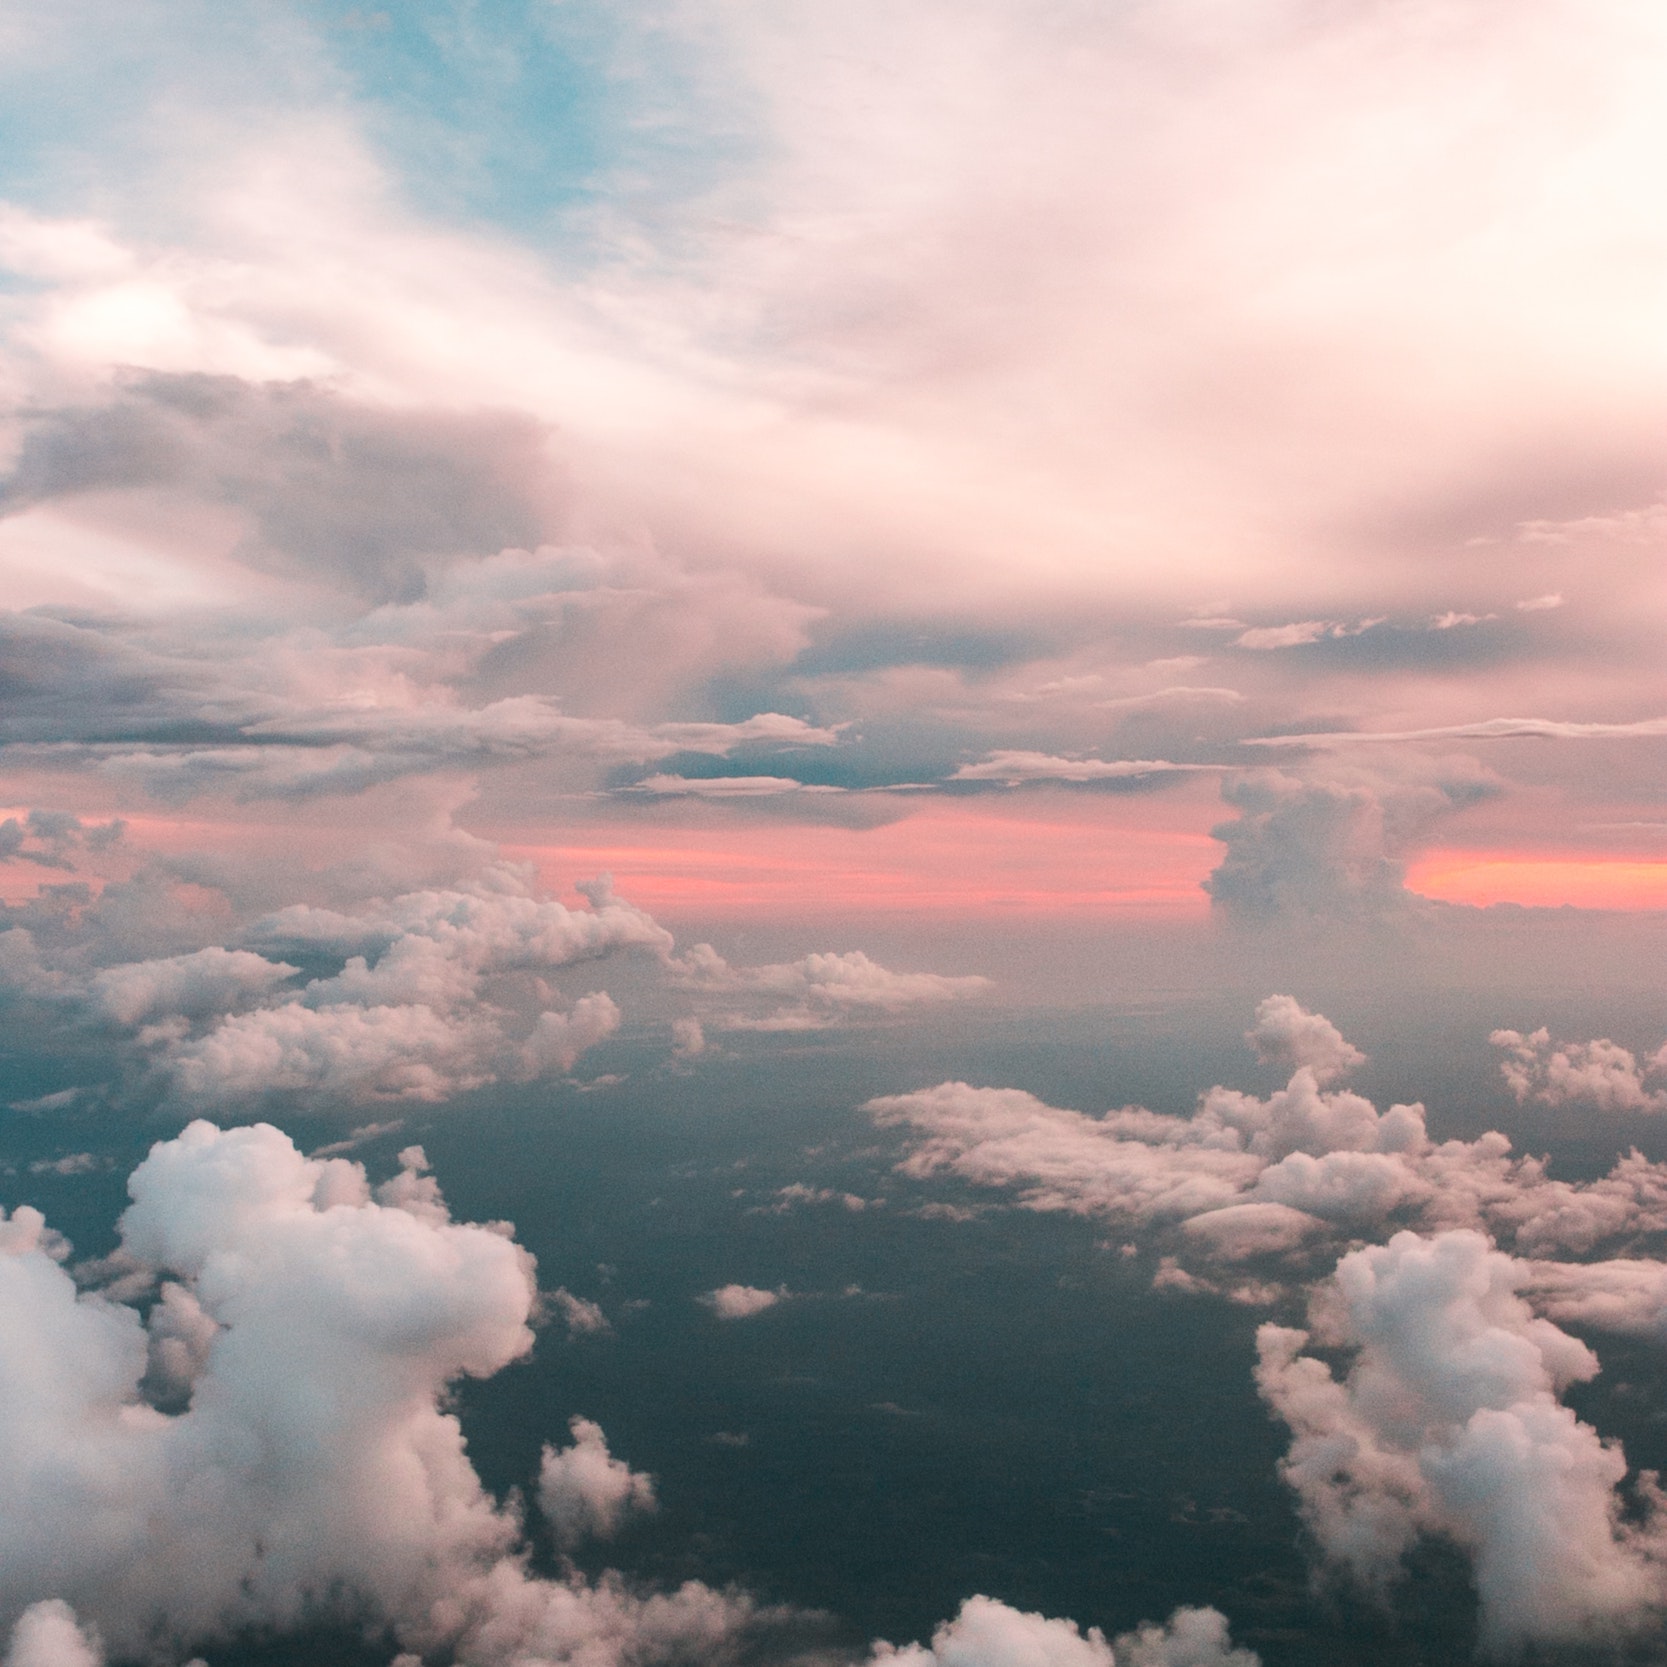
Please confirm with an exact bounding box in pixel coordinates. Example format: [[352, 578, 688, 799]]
[[675, 944, 989, 1031], [1245, 995, 1366, 1086], [865, 1596, 1258, 1667], [1492, 1027, 1667, 1112], [867, 1595, 1113, 1667], [670, 1017, 706, 1058], [537, 1417, 657, 1547], [549, 1288, 613, 1337], [1113, 1606, 1261, 1667], [1515, 593, 1566, 611], [758, 1183, 870, 1214], [165, 999, 499, 1104], [1257, 1230, 1667, 1653], [699, 1284, 787, 1320], [3, 1602, 103, 1667], [1233, 621, 1333, 650], [517, 993, 622, 1078]]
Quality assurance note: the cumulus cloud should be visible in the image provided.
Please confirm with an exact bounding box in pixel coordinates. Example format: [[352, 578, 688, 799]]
[[1, 846, 993, 1113], [865, 1595, 1258, 1667], [1257, 1231, 1667, 1653], [87, 946, 297, 1029], [19, 867, 656, 1108], [537, 1418, 658, 1548], [699, 1284, 788, 1320], [674, 944, 989, 1031], [0, 1120, 773, 1667], [1203, 761, 1497, 921], [549, 1288, 613, 1338], [1244, 994, 1365, 1086], [868, 999, 1667, 1282], [1492, 1026, 1667, 1112], [2, 1603, 103, 1667]]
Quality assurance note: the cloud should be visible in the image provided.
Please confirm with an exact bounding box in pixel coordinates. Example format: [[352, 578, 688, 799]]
[[87, 946, 297, 1028], [0, 811, 123, 873], [1492, 1027, 1667, 1112], [1256, 1230, 1667, 1653], [674, 944, 990, 1031], [865, 1595, 1258, 1667], [1521, 1258, 1667, 1340], [1203, 761, 1498, 921], [0, 1119, 794, 1667], [2, 1603, 103, 1667], [549, 1289, 613, 1338], [631, 774, 817, 798], [868, 998, 1667, 1278], [1232, 620, 1382, 651], [699, 1284, 787, 1320], [1244, 994, 1366, 1086], [517, 993, 621, 1079], [537, 1418, 658, 1548], [949, 753, 1213, 785], [1245, 715, 1667, 747]]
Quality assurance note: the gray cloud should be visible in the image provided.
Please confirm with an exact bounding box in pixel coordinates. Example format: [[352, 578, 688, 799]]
[[1203, 760, 1499, 921], [4, 374, 552, 604]]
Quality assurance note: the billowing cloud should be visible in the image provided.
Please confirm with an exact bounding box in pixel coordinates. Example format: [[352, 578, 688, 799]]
[[868, 999, 1667, 1281], [1203, 761, 1498, 921], [1244, 994, 1365, 1086], [1257, 1231, 1667, 1653], [2, 1603, 103, 1667], [0, 1120, 768, 1666], [866, 1596, 1258, 1667], [537, 1417, 658, 1548], [1492, 1026, 1667, 1113]]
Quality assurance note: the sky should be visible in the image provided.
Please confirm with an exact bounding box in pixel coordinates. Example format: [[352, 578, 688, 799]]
[[5, 2, 1667, 1665]]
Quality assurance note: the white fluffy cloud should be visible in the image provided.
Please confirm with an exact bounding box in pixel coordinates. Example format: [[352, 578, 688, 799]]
[[699, 1284, 787, 1320], [1244, 995, 1365, 1087], [866, 1596, 1258, 1667], [5, 855, 991, 1109], [1257, 1230, 1667, 1653], [1492, 1026, 1667, 1112], [0, 1120, 768, 1667], [1, 1603, 103, 1667], [868, 999, 1667, 1283], [538, 1418, 658, 1549], [0, 1123, 1256, 1667]]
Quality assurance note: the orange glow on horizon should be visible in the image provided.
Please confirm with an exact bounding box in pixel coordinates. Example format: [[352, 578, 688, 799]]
[[1409, 852, 1667, 911], [501, 799, 1220, 920]]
